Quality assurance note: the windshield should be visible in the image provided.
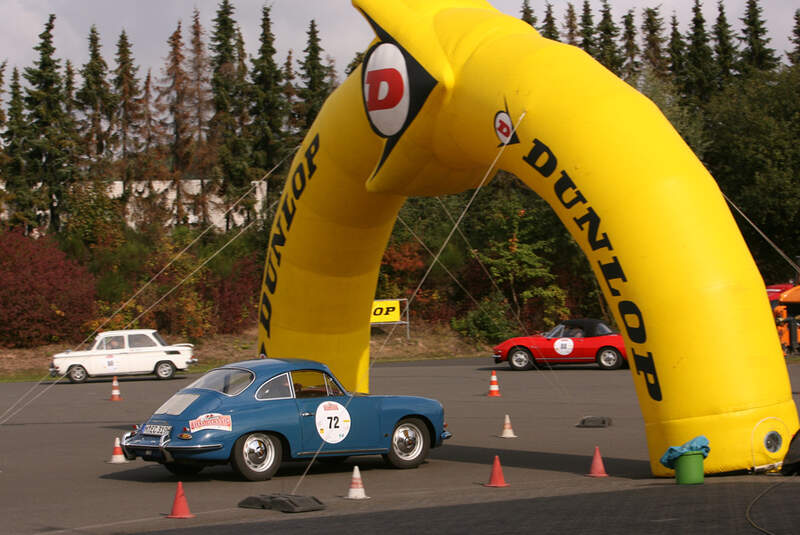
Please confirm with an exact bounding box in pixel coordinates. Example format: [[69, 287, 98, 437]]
[[187, 368, 254, 396], [542, 324, 564, 338]]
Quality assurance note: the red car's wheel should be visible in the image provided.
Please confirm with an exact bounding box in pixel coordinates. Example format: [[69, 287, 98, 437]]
[[597, 347, 622, 370], [508, 347, 534, 371]]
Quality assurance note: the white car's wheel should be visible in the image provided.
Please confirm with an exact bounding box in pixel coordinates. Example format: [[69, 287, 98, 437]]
[[67, 365, 88, 383], [155, 361, 176, 380]]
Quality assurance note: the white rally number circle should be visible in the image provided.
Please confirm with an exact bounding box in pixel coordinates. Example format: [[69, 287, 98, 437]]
[[315, 401, 351, 444], [553, 337, 574, 356]]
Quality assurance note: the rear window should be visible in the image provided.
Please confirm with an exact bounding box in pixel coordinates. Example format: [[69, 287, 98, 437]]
[[187, 368, 254, 396], [155, 393, 198, 415], [129, 333, 157, 348]]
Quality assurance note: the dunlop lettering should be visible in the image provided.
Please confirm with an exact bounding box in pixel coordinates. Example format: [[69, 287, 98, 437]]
[[258, 133, 322, 344], [522, 134, 662, 402], [597, 256, 626, 297], [554, 171, 587, 209]]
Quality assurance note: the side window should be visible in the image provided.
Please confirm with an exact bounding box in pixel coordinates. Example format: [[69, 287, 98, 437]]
[[256, 373, 292, 400], [129, 334, 157, 348], [291, 370, 328, 398], [103, 336, 125, 350], [325, 374, 345, 396]]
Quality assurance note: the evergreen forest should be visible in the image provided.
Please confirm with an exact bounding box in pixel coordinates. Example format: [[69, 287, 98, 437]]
[[0, 0, 799, 348]]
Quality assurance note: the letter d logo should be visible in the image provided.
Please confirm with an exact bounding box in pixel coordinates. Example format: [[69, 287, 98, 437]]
[[363, 43, 410, 137]]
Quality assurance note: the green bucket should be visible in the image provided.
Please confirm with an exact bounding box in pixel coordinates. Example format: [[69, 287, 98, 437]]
[[674, 451, 704, 485]]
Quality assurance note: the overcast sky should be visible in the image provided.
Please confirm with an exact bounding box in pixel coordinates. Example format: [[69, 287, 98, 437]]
[[0, 1, 796, 86]]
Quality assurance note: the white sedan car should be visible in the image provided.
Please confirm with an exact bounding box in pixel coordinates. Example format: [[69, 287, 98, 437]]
[[50, 329, 197, 383]]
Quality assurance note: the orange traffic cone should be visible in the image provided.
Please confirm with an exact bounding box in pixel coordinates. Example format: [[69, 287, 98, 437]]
[[110, 376, 122, 401], [488, 371, 501, 397], [483, 455, 510, 487], [166, 482, 195, 519], [345, 465, 370, 500], [498, 414, 518, 438], [107, 437, 128, 464], [586, 446, 609, 477]]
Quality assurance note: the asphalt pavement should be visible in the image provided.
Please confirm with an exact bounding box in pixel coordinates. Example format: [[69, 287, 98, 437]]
[[1, 357, 799, 534]]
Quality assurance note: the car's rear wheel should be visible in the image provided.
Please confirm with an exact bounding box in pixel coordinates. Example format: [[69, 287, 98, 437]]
[[155, 361, 176, 380], [597, 347, 623, 370], [67, 365, 88, 383], [163, 462, 204, 476], [384, 417, 430, 469], [508, 347, 534, 371], [231, 432, 282, 481]]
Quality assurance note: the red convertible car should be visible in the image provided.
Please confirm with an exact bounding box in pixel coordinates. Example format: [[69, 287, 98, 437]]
[[493, 319, 628, 371]]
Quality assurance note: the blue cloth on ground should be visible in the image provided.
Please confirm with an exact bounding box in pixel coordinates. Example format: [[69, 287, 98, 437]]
[[659, 436, 710, 469]]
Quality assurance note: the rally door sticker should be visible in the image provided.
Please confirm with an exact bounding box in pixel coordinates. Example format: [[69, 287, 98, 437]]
[[315, 401, 352, 444]]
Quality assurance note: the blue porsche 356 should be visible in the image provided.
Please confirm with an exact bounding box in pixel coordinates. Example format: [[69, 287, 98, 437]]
[[121, 358, 451, 480]]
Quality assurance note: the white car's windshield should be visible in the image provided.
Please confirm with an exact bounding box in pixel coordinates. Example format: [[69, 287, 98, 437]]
[[187, 368, 254, 396]]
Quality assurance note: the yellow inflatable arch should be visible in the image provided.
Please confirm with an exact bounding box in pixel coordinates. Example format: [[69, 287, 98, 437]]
[[257, 0, 798, 476]]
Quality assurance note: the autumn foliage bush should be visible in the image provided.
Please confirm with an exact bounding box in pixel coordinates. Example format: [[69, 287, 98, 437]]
[[0, 229, 96, 347], [203, 254, 261, 334]]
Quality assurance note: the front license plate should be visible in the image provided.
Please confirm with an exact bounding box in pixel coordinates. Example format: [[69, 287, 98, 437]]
[[142, 424, 172, 436]]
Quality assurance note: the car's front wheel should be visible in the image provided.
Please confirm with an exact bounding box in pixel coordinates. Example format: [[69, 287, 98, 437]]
[[508, 347, 534, 371], [67, 365, 88, 383], [384, 417, 430, 469], [231, 432, 282, 481], [597, 347, 623, 370], [155, 361, 176, 380]]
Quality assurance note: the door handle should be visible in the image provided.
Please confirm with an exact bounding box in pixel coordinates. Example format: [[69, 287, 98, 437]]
[[301, 412, 313, 417]]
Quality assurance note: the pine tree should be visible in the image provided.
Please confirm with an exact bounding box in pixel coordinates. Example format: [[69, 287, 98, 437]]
[[187, 8, 212, 144], [563, 3, 579, 46], [641, 7, 669, 78], [0, 61, 6, 128], [298, 20, 330, 132], [683, 0, 715, 107], [579, 1, 596, 58], [282, 50, 302, 143], [250, 5, 286, 175], [158, 21, 191, 173], [540, 3, 559, 41], [185, 8, 214, 226], [157, 20, 191, 224], [209, 0, 238, 147], [112, 29, 143, 194], [520, 0, 537, 28], [789, 9, 800, 66], [739, 0, 778, 72], [209, 0, 250, 229], [1, 68, 35, 230], [668, 13, 686, 81], [63, 60, 78, 116], [76, 25, 117, 170], [595, 1, 622, 74], [139, 69, 162, 153], [712, 0, 738, 85], [23, 14, 74, 232], [344, 51, 365, 76], [620, 9, 641, 83]]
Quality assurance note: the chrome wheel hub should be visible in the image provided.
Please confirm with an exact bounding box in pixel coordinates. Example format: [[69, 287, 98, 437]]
[[243, 434, 274, 472], [393, 424, 422, 460]]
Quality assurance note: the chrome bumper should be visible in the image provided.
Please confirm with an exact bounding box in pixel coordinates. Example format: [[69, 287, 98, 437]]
[[121, 431, 222, 463]]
